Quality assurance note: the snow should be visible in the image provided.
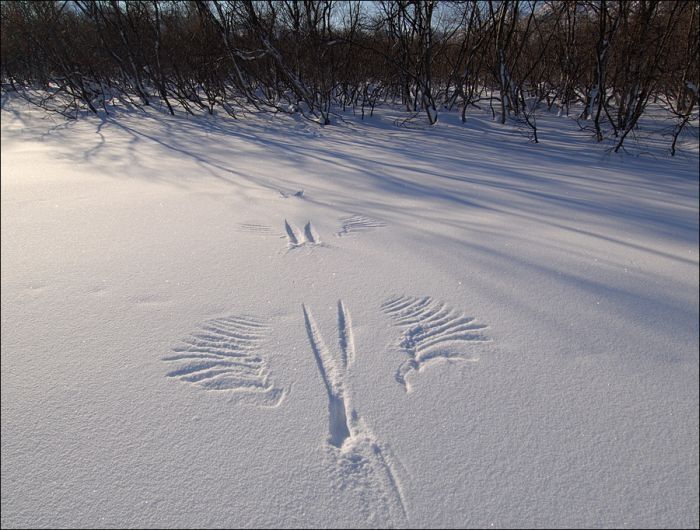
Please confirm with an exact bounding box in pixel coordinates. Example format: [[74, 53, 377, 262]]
[[1, 97, 698, 528], [586, 85, 599, 119]]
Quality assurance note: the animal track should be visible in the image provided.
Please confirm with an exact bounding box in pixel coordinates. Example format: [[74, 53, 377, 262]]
[[164, 315, 285, 407], [325, 426, 409, 526], [381, 295, 489, 391], [163, 294, 487, 523], [284, 219, 322, 248], [278, 189, 305, 199], [337, 300, 355, 369], [303, 302, 407, 524], [284, 220, 301, 246], [337, 215, 386, 237], [303, 221, 320, 244], [235, 223, 275, 235]]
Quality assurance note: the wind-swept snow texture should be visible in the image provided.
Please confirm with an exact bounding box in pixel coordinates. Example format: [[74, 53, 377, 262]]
[[1, 98, 698, 528]]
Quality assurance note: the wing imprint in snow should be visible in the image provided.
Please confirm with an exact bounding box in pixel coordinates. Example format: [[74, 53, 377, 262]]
[[382, 295, 488, 391], [164, 315, 285, 407], [337, 215, 386, 237], [234, 223, 276, 235]]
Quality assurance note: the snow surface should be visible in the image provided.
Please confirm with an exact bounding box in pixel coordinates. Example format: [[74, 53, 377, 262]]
[[1, 98, 699, 528]]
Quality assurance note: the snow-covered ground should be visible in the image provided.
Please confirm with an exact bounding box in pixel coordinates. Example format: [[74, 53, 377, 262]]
[[2, 98, 698, 528]]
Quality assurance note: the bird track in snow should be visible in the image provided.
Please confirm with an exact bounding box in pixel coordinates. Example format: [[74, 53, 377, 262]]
[[163, 294, 490, 524]]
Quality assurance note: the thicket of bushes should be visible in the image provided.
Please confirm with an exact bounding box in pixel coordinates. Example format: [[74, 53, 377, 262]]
[[1, 1, 697, 152]]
